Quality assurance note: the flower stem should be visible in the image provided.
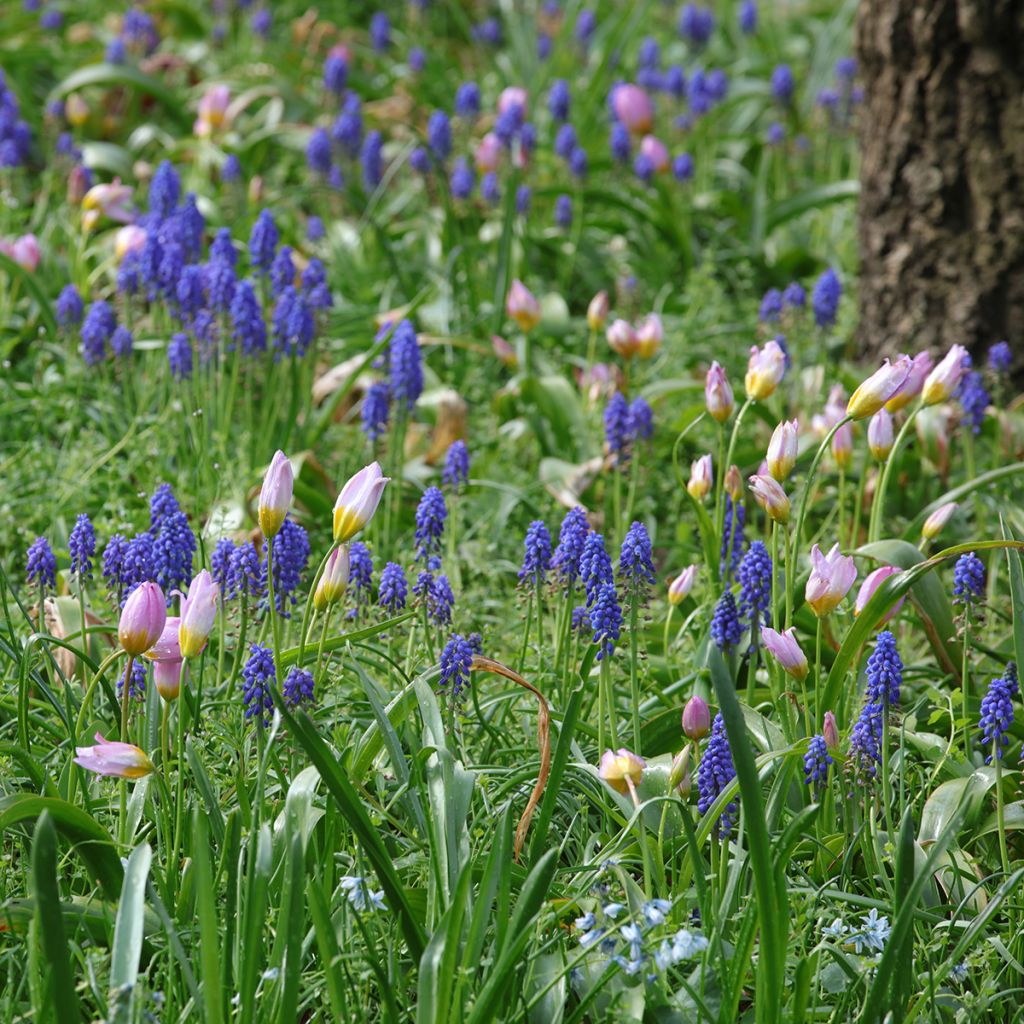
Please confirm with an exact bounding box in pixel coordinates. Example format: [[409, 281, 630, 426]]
[[869, 403, 921, 543]]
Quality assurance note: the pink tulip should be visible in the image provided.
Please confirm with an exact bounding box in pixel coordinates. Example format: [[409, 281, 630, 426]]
[[606, 318, 639, 359], [823, 711, 840, 748], [854, 565, 905, 622], [10, 234, 40, 271], [887, 351, 933, 412], [640, 135, 670, 173], [491, 334, 517, 368], [115, 225, 147, 260], [598, 748, 645, 794], [587, 291, 609, 331], [334, 462, 390, 542], [475, 133, 502, 172], [118, 581, 167, 656], [497, 87, 528, 116], [748, 473, 790, 523], [82, 180, 135, 225], [846, 355, 912, 420], [74, 733, 154, 779], [922, 345, 969, 405], [687, 454, 713, 500], [682, 696, 710, 739], [146, 616, 182, 663], [745, 341, 786, 400], [178, 570, 220, 659], [635, 313, 663, 358], [611, 84, 654, 134], [766, 419, 799, 481], [921, 501, 958, 541], [194, 85, 232, 137], [668, 565, 698, 605], [259, 450, 294, 540], [761, 626, 808, 680], [314, 545, 351, 610], [805, 543, 857, 617], [705, 362, 734, 423], [867, 408, 894, 460], [506, 279, 541, 332], [154, 658, 186, 701]]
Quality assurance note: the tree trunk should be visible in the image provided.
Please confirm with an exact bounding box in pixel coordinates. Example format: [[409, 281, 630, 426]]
[[856, 0, 1024, 362]]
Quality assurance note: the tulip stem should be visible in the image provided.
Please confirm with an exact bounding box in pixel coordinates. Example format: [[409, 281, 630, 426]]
[[961, 613, 971, 762], [869, 403, 921, 544], [628, 593, 641, 753], [662, 606, 674, 681], [119, 656, 135, 744], [716, 401, 752, 547], [811, 618, 823, 736], [266, 537, 282, 676], [298, 547, 335, 670]]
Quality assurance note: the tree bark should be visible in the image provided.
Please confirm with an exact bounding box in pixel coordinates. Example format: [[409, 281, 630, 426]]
[[856, 0, 1024, 362]]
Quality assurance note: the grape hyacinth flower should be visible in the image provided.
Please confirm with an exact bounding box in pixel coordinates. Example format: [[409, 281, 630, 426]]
[[552, 507, 589, 593], [811, 268, 841, 329], [230, 543, 264, 602], [152, 510, 196, 598], [414, 487, 447, 563], [283, 667, 314, 708], [589, 582, 622, 659], [604, 391, 631, 462], [952, 552, 985, 607], [850, 699, 883, 779], [69, 513, 95, 582], [697, 713, 737, 838], [439, 634, 473, 699], [957, 368, 990, 435], [242, 644, 276, 726], [248, 210, 278, 274], [519, 521, 553, 588], [719, 495, 746, 582], [618, 521, 657, 606], [119, 660, 148, 700], [266, 519, 310, 614], [347, 541, 373, 615], [770, 65, 794, 105], [580, 532, 614, 606], [442, 440, 470, 492], [56, 284, 84, 327], [454, 82, 480, 118], [26, 536, 57, 590], [168, 333, 193, 380], [361, 381, 391, 441], [710, 591, 742, 652], [378, 562, 408, 613], [80, 300, 117, 365], [737, 540, 772, 639], [389, 320, 423, 412], [758, 288, 783, 323], [804, 735, 832, 788], [865, 631, 902, 708], [988, 341, 1012, 375], [979, 672, 1014, 763]]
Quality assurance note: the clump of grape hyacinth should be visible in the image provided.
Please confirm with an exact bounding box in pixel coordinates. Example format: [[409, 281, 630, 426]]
[[389, 320, 423, 412], [242, 644, 276, 726], [697, 713, 737, 838], [439, 634, 473, 698], [811, 267, 841, 328], [952, 552, 985, 607], [361, 381, 391, 441], [850, 699, 883, 779]]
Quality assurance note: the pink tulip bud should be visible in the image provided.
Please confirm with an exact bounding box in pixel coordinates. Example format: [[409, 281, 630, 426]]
[[74, 733, 154, 779], [854, 565, 905, 623], [766, 419, 799, 480], [195, 84, 232, 137], [598, 748, 645, 794], [178, 570, 220, 659], [640, 135, 670, 173], [682, 695, 711, 739], [822, 711, 840, 749], [68, 165, 91, 205], [745, 341, 786, 400], [333, 462, 390, 543], [475, 132, 502, 172], [886, 351, 933, 412], [867, 408, 894, 460], [761, 626, 808, 681], [669, 746, 692, 796], [635, 313, 663, 358], [491, 334, 517, 368], [587, 291, 610, 331], [687, 454, 713, 500], [118, 581, 167, 656], [145, 616, 182, 663], [846, 356, 912, 420], [921, 501, 958, 540], [831, 420, 853, 469], [10, 234, 40, 272], [606, 318, 639, 359], [506, 279, 541, 332], [748, 473, 790, 523], [82, 181, 135, 225], [611, 84, 654, 134], [668, 565, 698, 605], [922, 345, 969, 405], [314, 545, 350, 610], [115, 224, 147, 260], [805, 543, 857, 617], [259, 450, 294, 540], [497, 86, 528, 116], [65, 93, 89, 127], [705, 362, 734, 423], [725, 464, 743, 500], [154, 659, 185, 701]]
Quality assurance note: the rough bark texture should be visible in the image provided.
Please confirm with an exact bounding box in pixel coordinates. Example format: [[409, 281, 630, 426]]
[[856, 0, 1024, 360]]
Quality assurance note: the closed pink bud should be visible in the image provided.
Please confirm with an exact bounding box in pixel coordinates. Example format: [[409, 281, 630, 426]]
[[74, 733, 154, 779], [587, 291, 610, 331], [195, 84, 232, 137], [611, 84, 654, 134], [498, 86, 528, 116], [761, 626, 808, 681], [748, 473, 790, 523], [922, 345, 969, 405], [598, 748, 646, 794], [687, 454, 713, 500], [606, 318, 639, 359], [259, 450, 294, 539], [822, 711, 840, 749], [314, 545, 350, 610], [831, 420, 853, 468], [745, 341, 786, 400], [887, 352, 933, 411], [491, 334, 517, 368], [805, 543, 857, 617], [640, 135, 670, 173], [154, 658, 185, 701], [867, 408, 894, 460], [682, 695, 711, 739], [178, 570, 219, 659], [846, 355, 912, 419], [635, 313, 663, 358], [115, 225, 147, 260], [668, 565, 698, 605], [506, 278, 541, 332], [119, 581, 167, 656], [334, 462, 390, 542], [669, 747, 692, 796], [854, 565, 905, 623], [705, 362, 734, 423], [725, 464, 743, 501], [475, 132, 502, 172], [921, 501, 958, 540], [767, 419, 799, 480], [10, 234, 40, 272]]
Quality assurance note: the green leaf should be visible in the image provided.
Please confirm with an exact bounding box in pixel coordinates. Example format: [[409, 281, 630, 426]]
[[918, 769, 995, 843], [277, 612, 413, 667], [901, 463, 1024, 541], [764, 180, 859, 233], [418, 862, 473, 1024], [0, 252, 58, 337], [109, 843, 152, 1024], [192, 810, 224, 1024], [49, 64, 189, 127], [1001, 518, 1024, 674], [31, 811, 81, 1024]]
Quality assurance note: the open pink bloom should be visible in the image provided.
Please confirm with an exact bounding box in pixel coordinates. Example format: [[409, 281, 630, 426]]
[[922, 501, 958, 540], [82, 180, 135, 227], [115, 225, 147, 260], [767, 419, 799, 480], [194, 85, 232, 137], [587, 291, 609, 331], [635, 313, 663, 358], [805, 543, 857, 617], [640, 135, 670, 173], [847, 355, 912, 419], [118, 581, 167, 656], [259, 450, 294, 540], [867, 408, 894, 460], [887, 351, 933, 412], [668, 565, 698, 605], [748, 473, 790, 523], [74, 733, 154, 779], [334, 462, 390, 542], [745, 341, 786, 400], [606, 318, 639, 359], [761, 626, 808, 680], [178, 571, 220, 659], [922, 345, 969, 405], [598, 748, 646, 795], [611, 84, 654, 134], [687, 454, 713, 500], [705, 362, 734, 423], [854, 565, 905, 623], [506, 278, 541, 332]]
